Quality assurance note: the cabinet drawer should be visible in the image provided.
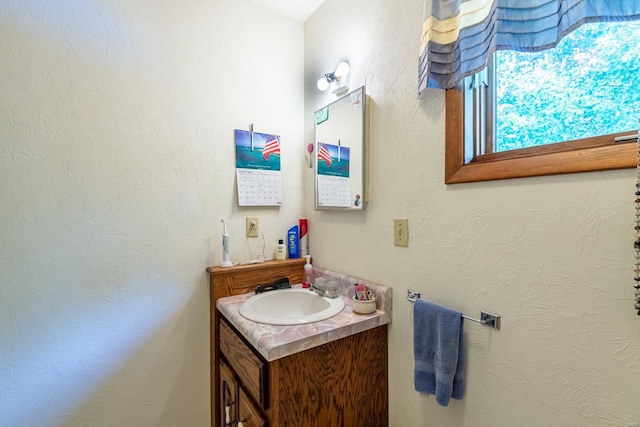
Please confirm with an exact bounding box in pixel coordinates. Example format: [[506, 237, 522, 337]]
[[219, 317, 268, 408]]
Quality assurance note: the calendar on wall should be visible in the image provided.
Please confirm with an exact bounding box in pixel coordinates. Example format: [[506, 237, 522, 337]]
[[235, 129, 283, 206]]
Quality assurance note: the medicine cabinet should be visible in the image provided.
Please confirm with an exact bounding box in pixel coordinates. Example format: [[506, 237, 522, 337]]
[[314, 86, 368, 211]]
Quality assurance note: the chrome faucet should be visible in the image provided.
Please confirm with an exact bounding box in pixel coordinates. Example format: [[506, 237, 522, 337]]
[[310, 279, 339, 298]]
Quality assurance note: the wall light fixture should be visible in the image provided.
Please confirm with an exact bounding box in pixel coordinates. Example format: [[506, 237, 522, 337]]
[[316, 61, 350, 95]]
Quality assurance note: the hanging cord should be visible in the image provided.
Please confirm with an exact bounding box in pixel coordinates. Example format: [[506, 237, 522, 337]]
[[239, 224, 266, 265], [634, 120, 640, 315]]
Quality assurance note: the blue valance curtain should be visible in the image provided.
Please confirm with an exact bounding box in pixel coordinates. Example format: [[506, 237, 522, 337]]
[[419, 0, 640, 92]]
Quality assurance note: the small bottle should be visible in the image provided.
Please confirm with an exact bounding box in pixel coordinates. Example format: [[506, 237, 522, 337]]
[[275, 239, 286, 260], [303, 255, 315, 285]]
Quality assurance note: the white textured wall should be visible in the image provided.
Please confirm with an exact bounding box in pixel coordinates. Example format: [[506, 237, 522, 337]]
[[304, 0, 640, 426], [0, 0, 303, 425], [3, 0, 639, 425]]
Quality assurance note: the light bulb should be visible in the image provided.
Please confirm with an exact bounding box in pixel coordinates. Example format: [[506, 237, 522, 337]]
[[334, 62, 350, 78], [317, 77, 329, 91]]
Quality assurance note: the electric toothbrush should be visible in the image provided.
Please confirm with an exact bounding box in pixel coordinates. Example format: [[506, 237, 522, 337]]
[[220, 219, 233, 267]]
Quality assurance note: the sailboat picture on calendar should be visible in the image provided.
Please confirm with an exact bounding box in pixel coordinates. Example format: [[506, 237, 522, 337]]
[[235, 129, 281, 171], [316, 142, 350, 177]]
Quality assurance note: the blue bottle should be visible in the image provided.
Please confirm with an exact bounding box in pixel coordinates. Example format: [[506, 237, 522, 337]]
[[287, 225, 299, 258]]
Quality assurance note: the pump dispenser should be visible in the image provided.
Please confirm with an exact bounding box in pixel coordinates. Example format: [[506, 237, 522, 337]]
[[303, 255, 314, 285]]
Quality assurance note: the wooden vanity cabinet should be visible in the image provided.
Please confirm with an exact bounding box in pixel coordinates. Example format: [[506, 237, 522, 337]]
[[208, 259, 389, 427]]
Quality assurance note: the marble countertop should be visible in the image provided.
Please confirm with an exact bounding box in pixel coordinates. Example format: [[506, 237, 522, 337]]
[[216, 267, 393, 361]]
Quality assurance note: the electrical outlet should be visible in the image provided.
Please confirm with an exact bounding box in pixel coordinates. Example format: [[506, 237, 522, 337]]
[[246, 217, 259, 237], [394, 219, 408, 247]]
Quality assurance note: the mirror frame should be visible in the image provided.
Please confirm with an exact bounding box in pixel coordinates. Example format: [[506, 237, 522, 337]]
[[314, 86, 368, 211]]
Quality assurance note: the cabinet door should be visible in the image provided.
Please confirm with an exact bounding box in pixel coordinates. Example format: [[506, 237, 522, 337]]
[[238, 388, 266, 427], [220, 361, 238, 427]]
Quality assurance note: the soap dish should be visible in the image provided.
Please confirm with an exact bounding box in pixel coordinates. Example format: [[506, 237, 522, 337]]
[[351, 295, 377, 314]]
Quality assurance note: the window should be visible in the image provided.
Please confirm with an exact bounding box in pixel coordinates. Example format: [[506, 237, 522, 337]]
[[445, 21, 640, 184]]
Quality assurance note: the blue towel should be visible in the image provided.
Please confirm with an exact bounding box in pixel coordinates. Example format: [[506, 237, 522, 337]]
[[413, 299, 465, 406]]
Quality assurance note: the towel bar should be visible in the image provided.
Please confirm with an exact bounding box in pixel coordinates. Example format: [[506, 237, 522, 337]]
[[407, 289, 501, 330]]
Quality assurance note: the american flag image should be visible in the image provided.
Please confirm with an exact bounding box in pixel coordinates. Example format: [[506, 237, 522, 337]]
[[318, 143, 332, 167], [262, 135, 280, 161]]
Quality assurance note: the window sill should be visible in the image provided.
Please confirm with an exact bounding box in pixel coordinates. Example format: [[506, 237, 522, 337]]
[[445, 141, 636, 184]]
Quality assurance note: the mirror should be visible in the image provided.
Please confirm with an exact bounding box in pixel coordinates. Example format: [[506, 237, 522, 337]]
[[314, 86, 368, 210]]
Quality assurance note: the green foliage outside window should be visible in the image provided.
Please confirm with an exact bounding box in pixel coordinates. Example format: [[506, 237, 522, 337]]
[[495, 21, 640, 152]]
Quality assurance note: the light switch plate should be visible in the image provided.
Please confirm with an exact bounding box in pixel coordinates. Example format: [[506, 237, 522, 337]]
[[394, 219, 408, 247]]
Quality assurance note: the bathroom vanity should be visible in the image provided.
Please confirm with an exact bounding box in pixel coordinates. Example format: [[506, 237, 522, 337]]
[[207, 259, 392, 427]]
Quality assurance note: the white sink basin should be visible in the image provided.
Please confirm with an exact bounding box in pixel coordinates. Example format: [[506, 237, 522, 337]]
[[239, 288, 345, 325]]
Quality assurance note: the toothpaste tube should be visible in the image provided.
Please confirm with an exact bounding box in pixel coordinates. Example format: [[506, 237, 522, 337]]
[[299, 219, 308, 257]]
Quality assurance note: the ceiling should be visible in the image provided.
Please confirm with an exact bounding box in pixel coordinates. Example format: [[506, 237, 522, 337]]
[[249, 0, 325, 22]]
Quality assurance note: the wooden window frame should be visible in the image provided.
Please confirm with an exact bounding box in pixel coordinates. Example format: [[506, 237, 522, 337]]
[[444, 82, 636, 184]]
